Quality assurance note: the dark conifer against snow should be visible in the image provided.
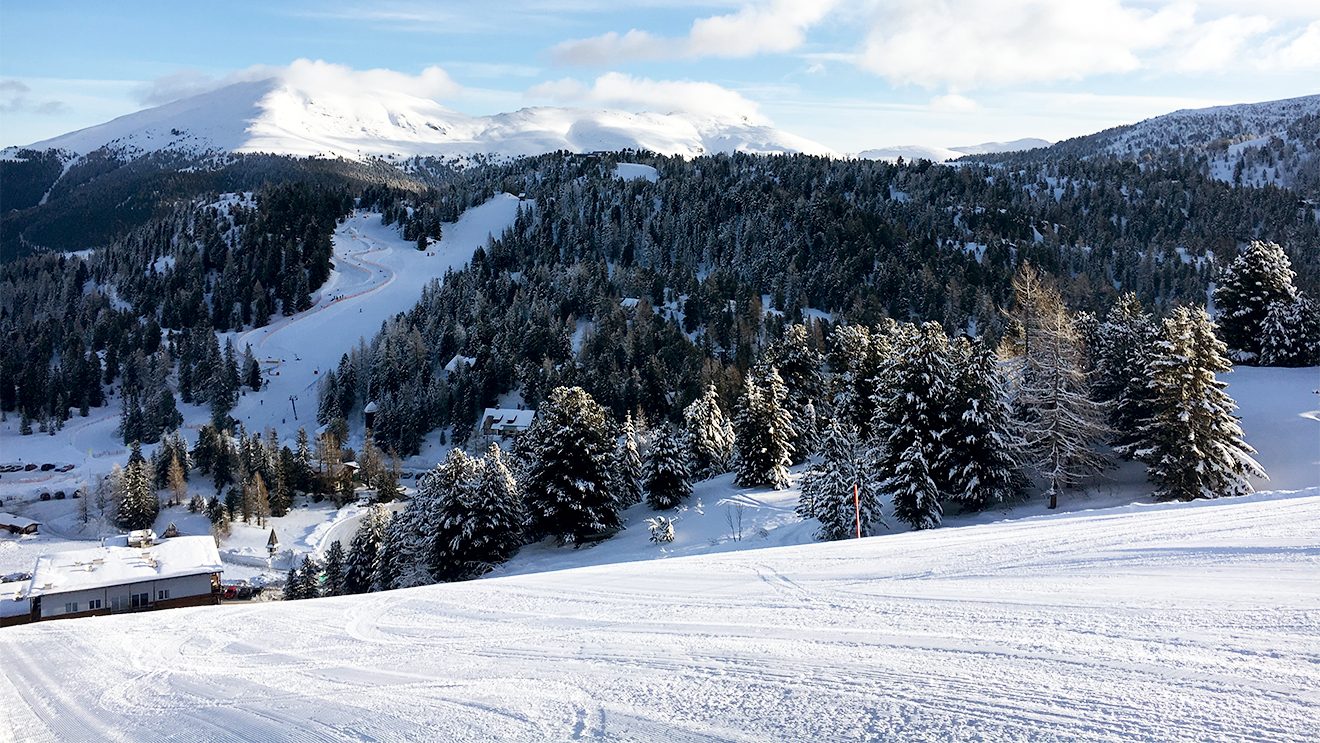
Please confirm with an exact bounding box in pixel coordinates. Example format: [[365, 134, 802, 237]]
[[612, 414, 644, 508], [1139, 307, 1266, 501], [521, 386, 621, 545], [771, 325, 824, 463], [345, 505, 391, 594], [1213, 240, 1300, 361], [322, 540, 346, 597], [645, 424, 692, 510], [442, 444, 526, 579], [1093, 293, 1160, 458], [942, 338, 1027, 510], [1259, 293, 1320, 367], [682, 384, 734, 479], [873, 322, 950, 530], [733, 366, 795, 490], [116, 441, 159, 530], [797, 418, 883, 540]]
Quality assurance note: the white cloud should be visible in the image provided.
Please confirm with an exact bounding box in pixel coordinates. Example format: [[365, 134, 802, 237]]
[[930, 93, 977, 112], [552, 0, 839, 64], [527, 72, 767, 121], [1261, 20, 1320, 70], [1171, 14, 1276, 72], [133, 59, 461, 106], [857, 0, 1195, 89]]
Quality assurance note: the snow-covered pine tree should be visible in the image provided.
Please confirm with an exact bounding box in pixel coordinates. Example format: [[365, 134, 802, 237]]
[[1139, 307, 1267, 501], [796, 418, 883, 540], [612, 414, 644, 508], [1010, 275, 1110, 509], [873, 322, 951, 529], [1259, 293, 1320, 367], [644, 424, 692, 510], [521, 386, 621, 545], [423, 448, 482, 582], [442, 444, 526, 579], [1093, 293, 1160, 458], [298, 555, 322, 599], [283, 562, 303, 600], [942, 338, 1027, 510], [1213, 240, 1299, 361], [733, 365, 795, 489], [345, 504, 391, 594], [116, 441, 159, 530], [682, 384, 734, 479], [771, 324, 823, 464], [827, 323, 885, 439], [322, 540, 346, 597]]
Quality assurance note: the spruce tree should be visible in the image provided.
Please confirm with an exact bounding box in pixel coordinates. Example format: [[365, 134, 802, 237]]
[[1259, 294, 1320, 367], [612, 414, 644, 508], [1140, 307, 1267, 501], [771, 324, 823, 463], [644, 424, 692, 510], [682, 384, 734, 479], [1213, 240, 1299, 361], [443, 444, 526, 579], [873, 322, 950, 530], [322, 540, 346, 597], [116, 442, 159, 530], [942, 338, 1027, 510], [733, 366, 795, 489], [1093, 293, 1160, 458], [797, 419, 883, 540], [345, 505, 390, 594], [521, 386, 621, 545]]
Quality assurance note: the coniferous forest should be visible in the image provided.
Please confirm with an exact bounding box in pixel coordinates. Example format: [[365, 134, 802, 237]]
[[2, 147, 1318, 595]]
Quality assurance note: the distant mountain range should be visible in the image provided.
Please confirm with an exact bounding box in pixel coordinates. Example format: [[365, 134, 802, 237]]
[[856, 138, 1052, 163], [2, 73, 831, 164]]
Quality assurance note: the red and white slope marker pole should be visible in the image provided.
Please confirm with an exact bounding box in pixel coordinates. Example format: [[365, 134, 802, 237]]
[[854, 483, 862, 539]]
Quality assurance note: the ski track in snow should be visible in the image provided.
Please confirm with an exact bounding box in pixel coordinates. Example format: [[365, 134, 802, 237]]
[[3, 490, 1319, 741]]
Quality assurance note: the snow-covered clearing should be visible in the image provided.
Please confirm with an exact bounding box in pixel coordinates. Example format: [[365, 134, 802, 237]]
[[2, 487, 1317, 741]]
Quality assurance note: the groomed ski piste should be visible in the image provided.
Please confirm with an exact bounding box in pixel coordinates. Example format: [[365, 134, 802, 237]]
[[1, 484, 1317, 741]]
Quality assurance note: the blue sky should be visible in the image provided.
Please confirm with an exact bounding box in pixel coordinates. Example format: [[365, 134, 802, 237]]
[[2, 0, 1318, 151]]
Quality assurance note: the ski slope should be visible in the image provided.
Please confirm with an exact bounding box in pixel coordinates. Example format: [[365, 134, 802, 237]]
[[2, 488, 1318, 741]]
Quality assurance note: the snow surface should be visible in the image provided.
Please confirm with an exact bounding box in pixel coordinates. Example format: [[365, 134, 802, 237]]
[[613, 163, 660, 182], [5, 71, 831, 163], [1, 487, 1317, 740]]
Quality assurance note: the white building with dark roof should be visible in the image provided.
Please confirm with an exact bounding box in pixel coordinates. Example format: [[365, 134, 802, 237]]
[[24, 535, 224, 622]]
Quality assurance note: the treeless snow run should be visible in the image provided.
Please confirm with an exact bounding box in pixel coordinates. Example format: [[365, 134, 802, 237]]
[[2, 489, 1317, 741]]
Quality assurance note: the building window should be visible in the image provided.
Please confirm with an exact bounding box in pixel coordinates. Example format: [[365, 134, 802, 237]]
[[64, 601, 78, 614], [157, 589, 170, 600], [131, 592, 149, 608], [87, 599, 103, 610], [111, 595, 128, 611]]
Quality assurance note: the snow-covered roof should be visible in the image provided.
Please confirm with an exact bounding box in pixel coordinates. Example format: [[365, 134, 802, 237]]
[[362, 401, 379, 414], [482, 408, 536, 431], [0, 513, 39, 529], [27, 535, 223, 598], [444, 354, 476, 373], [0, 584, 29, 617]]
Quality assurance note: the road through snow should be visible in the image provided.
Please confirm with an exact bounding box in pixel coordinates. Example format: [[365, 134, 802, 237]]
[[3, 489, 1317, 741]]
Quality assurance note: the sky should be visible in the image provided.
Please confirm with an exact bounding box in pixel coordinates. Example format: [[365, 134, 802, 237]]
[[1, 0, 1318, 152]]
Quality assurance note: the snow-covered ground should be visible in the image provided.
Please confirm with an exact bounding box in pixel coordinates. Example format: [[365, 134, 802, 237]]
[[2, 486, 1317, 741]]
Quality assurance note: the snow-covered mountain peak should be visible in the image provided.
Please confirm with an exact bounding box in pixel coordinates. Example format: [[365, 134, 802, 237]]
[[8, 65, 832, 163]]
